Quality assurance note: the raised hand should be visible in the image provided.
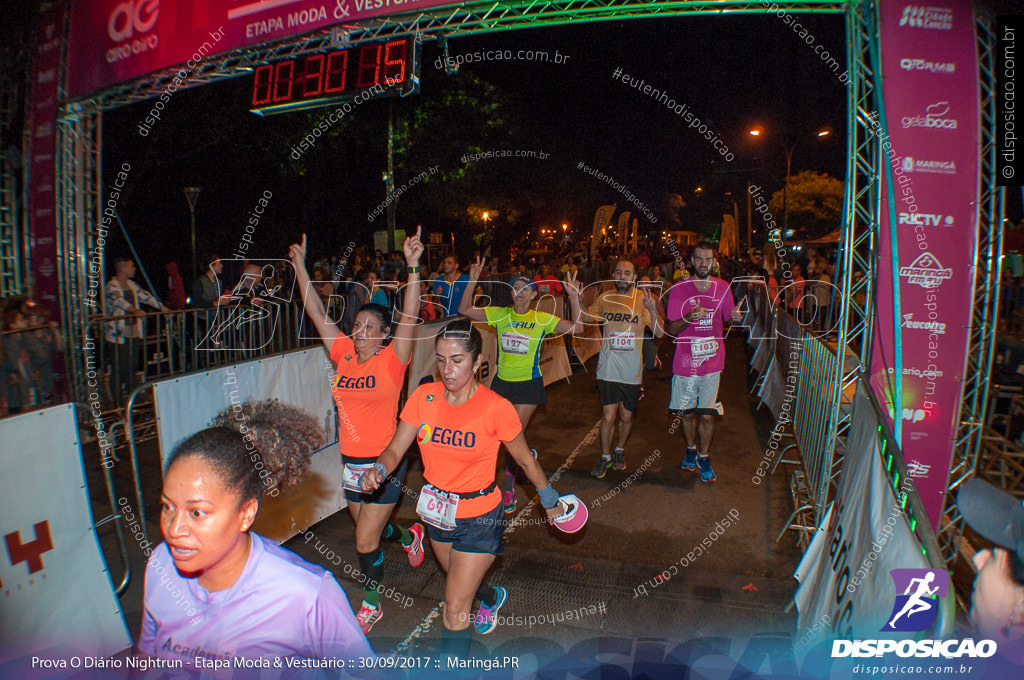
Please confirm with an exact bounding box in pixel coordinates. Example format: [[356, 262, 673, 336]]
[[288, 234, 308, 268], [563, 269, 581, 297], [469, 255, 486, 281], [642, 294, 656, 311], [403, 225, 424, 266]]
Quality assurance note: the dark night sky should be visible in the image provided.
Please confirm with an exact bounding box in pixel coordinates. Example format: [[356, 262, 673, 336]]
[[94, 12, 855, 281]]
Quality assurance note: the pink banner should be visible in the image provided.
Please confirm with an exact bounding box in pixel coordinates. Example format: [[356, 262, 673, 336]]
[[66, 0, 457, 99], [869, 0, 980, 528], [28, 3, 64, 318]]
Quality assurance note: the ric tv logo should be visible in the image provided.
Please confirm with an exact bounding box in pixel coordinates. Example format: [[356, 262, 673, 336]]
[[883, 568, 948, 632], [106, 0, 160, 64]]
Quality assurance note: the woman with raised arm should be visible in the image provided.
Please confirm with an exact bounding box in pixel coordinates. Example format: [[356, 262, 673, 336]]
[[361, 319, 566, 658], [457, 256, 582, 513], [289, 228, 426, 633]]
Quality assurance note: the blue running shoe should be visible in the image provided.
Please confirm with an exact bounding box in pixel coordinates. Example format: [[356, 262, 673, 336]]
[[680, 448, 698, 471], [473, 586, 508, 635], [697, 456, 716, 483]]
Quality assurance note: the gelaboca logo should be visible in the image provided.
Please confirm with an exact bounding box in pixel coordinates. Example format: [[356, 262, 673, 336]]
[[901, 102, 958, 130]]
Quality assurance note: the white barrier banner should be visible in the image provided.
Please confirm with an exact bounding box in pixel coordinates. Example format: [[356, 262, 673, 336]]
[[794, 383, 929, 642], [153, 348, 343, 544], [0, 405, 131, 663]]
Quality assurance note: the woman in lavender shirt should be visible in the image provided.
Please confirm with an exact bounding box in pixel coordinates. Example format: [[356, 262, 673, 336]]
[[136, 401, 374, 674]]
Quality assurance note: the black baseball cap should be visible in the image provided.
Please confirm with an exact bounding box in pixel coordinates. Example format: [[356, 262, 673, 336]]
[[957, 478, 1024, 563]]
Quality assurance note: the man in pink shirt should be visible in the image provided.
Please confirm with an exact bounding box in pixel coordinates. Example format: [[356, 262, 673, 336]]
[[665, 241, 743, 483]]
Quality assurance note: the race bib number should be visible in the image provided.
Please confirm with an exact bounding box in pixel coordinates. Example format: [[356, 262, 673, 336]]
[[691, 338, 718, 359], [609, 331, 636, 352], [417, 484, 459, 530], [500, 331, 530, 355], [342, 463, 375, 493]]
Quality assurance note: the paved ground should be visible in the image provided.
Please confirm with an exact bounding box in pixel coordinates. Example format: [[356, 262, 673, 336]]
[[87, 333, 808, 676]]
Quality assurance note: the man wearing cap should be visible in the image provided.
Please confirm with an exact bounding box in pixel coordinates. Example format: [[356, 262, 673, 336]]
[[957, 478, 1024, 666], [665, 240, 744, 483], [459, 256, 582, 513]]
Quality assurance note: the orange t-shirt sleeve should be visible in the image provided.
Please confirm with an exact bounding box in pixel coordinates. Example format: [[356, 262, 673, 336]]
[[329, 334, 354, 365], [492, 393, 523, 442], [399, 385, 425, 426], [384, 343, 410, 384]]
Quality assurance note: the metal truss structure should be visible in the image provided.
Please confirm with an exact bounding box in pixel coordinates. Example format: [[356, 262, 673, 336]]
[[49, 0, 1002, 567], [0, 76, 25, 297]]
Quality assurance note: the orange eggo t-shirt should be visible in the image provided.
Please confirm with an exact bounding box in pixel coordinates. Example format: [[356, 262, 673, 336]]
[[329, 334, 409, 459], [400, 382, 522, 518]]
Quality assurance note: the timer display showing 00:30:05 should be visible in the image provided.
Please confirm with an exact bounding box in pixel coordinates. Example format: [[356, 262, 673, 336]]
[[251, 38, 411, 107]]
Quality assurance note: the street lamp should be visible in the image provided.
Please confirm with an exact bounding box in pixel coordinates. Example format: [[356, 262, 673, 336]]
[[749, 126, 831, 232], [184, 187, 202, 283]]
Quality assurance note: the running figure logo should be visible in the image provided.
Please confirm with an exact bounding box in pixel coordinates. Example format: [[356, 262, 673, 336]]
[[882, 568, 949, 632]]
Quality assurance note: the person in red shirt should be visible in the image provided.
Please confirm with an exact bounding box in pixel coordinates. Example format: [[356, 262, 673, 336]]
[[290, 228, 426, 633], [531, 263, 564, 298], [361, 319, 563, 657]]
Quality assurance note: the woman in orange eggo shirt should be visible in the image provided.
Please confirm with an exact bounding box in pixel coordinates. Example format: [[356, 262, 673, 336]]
[[361, 318, 563, 658], [290, 228, 425, 634]]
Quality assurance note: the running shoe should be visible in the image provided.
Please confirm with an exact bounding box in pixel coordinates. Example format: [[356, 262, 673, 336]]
[[680, 448, 699, 471], [404, 522, 425, 568], [612, 447, 626, 471], [502, 489, 517, 514], [591, 454, 613, 479], [356, 602, 382, 633], [473, 586, 508, 635], [697, 456, 717, 483]]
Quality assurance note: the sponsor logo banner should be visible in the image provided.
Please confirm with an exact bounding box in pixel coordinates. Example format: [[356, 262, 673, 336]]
[[870, 0, 980, 528], [66, 0, 458, 99]]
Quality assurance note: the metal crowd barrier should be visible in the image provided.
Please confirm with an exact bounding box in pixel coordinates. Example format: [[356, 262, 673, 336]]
[[75, 302, 316, 407]]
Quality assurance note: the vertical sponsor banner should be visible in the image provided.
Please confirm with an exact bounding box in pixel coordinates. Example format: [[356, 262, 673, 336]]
[[0, 405, 132, 665], [590, 205, 616, 257], [27, 3, 64, 318], [152, 348, 344, 543], [870, 0, 980, 527], [794, 384, 930, 643]]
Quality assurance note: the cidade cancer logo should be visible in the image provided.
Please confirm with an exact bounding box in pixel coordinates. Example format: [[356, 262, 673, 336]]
[[898, 5, 953, 31], [882, 568, 947, 632], [901, 101, 958, 130], [107, 0, 160, 64]]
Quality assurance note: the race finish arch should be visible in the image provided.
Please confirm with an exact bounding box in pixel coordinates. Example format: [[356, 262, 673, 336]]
[[37, 0, 1002, 619]]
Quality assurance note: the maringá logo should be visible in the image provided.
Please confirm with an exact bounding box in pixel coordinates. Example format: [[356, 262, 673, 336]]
[[882, 568, 949, 632]]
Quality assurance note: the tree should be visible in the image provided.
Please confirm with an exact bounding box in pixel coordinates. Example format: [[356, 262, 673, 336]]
[[767, 170, 843, 238]]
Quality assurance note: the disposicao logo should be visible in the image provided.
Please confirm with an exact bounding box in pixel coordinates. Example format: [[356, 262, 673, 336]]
[[882, 568, 947, 632], [831, 568, 997, 660]]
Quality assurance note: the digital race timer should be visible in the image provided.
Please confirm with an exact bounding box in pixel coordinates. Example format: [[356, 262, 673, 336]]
[[250, 38, 419, 115]]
